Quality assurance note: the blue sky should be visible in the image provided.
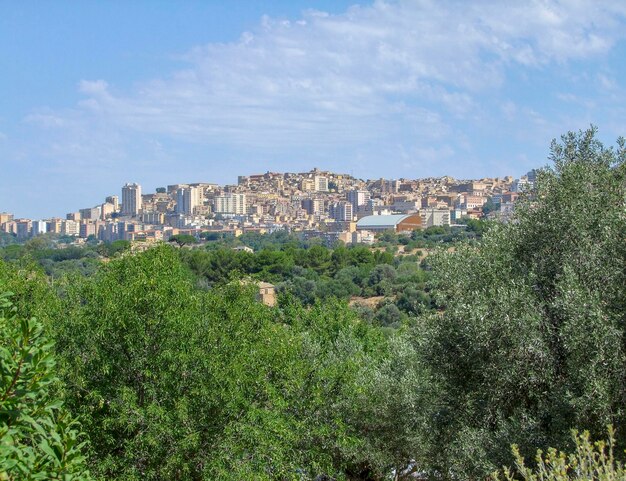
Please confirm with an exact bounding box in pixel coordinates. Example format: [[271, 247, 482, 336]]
[[1, 0, 625, 218]]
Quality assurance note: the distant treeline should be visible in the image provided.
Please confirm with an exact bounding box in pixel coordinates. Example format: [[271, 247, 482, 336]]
[[2, 222, 481, 326]]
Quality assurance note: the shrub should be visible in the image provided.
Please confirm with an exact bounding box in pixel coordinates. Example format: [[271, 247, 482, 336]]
[[494, 427, 625, 481], [0, 292, 92, 480]]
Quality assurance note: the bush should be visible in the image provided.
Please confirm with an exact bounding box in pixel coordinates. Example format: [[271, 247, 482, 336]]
[[375, 303, 403, 327], [494, 427, 625, 481], [0, 292, 92, 480]]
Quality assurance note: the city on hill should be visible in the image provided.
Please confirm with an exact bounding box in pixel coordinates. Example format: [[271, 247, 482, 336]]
[[0, 167, 535, 247], [3, 130, 626, 480], [3, 0, 626, 478]]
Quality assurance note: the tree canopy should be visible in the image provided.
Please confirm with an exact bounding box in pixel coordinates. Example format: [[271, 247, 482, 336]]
[[419, 128, 626, 478]]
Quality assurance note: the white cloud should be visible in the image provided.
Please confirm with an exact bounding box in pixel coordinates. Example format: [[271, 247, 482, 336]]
[[24, 112, 67, 128], [597, 73, 617, 91], [86, 2, 623, 124], [20, 0, 626, 181], [556, 92, 597, 109], [78, 79, 110, 95]]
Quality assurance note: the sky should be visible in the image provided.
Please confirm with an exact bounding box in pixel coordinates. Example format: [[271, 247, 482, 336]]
[[1, 0, 626, 219]]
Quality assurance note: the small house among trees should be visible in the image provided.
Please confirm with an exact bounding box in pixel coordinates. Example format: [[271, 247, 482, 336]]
[[257, 281, 276, 306]]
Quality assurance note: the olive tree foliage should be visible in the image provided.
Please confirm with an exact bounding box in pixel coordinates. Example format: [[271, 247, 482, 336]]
[[0, 293, 92, 480], [420, 128, 626, 479], [344, 327, 431, 479]]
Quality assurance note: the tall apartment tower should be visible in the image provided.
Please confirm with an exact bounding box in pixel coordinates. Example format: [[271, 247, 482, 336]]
[[176, 186, 200, 215], [347, 189, 371, 212], [214, 193, 247, 215], [329, 201, 353, 221], [301, 198, 323, 215], [121, 183, 142, 217], [314, 175, 329, 192]]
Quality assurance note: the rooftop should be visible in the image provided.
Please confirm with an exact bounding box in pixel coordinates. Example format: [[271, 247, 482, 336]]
[[356, 214, 412, 227]]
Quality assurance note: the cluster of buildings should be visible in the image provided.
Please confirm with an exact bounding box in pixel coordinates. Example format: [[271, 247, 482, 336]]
[[1, 168, 535, 247]]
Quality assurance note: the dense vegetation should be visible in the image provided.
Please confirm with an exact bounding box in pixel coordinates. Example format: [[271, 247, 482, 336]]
[[180, 241, 433, 326], [0, 294, 92, 480], [1, 229, 437, 326], [1, 247, 417, 480], [1, 128, 625, 480], [417, 129, 626, 478]]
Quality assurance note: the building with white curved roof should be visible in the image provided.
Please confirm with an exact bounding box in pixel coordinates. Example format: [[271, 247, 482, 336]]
[[356, 214, 421, 232]]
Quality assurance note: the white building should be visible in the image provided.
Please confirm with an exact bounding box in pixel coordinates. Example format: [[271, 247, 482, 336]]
[[214, 193, 247, 215], [420, 208, 451, 227], [511, 178, 531, 193], [176, 186, 201, 215], [314, 175, 329, 192], [347, 189, 371, 212], [31, 220, 48, 236], [121, 183, 142, 217]]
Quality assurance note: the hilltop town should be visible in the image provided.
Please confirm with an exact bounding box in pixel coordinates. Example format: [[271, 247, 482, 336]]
[[1, 167, 535, 246]]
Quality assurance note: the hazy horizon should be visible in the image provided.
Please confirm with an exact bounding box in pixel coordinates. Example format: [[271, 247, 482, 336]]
[[2, 0, 625, 218]]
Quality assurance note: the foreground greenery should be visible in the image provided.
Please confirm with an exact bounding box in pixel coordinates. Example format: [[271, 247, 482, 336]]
[[495, 428, 625, 481], [0, 293, 92, 480], [419, 128, 626, 478], [0, 128, 625, 480], [2, 247, 420, 480]]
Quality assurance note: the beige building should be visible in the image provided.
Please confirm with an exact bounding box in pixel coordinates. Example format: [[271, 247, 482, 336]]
[[105, 195, 119, 212], [0, 213, 13, 225], [257, 282, 276, 307], [420, 208, 451, 227], [100, 202, 116, 220], [61, 219, 79, 236], [457, 195, 487, 209], [300, 179, 315, 192], [46, 218, 62, 234], [16, 220, 32, 240], [79, 222, 97, 238]]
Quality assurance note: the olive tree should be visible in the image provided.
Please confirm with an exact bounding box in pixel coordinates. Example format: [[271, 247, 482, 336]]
[[419, 128, 626, 479]]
